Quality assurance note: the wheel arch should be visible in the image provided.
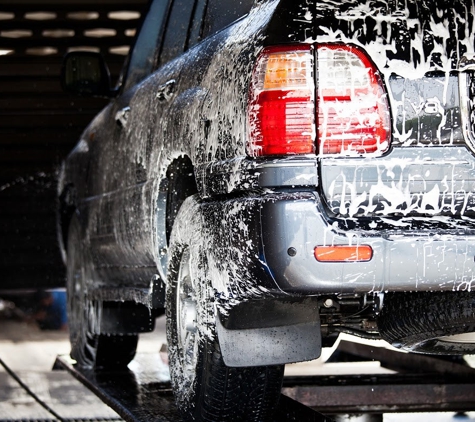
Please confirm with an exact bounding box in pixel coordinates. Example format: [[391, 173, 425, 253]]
[[152, 154, 198, 307], [57, 183, 78, 265], [165, 154, 199, 243]]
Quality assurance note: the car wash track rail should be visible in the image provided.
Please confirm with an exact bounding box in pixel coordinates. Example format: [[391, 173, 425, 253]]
[[54, 339, 475, 422]]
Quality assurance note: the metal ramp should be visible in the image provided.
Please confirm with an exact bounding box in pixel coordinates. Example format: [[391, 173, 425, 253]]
[[54, 340, 475, 421]]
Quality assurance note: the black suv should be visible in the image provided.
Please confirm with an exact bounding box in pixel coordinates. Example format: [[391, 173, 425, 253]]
[[60, 0, 475, 420]]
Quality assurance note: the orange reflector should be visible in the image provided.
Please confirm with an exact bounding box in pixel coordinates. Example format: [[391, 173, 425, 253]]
[[314, 245, 373, 262]]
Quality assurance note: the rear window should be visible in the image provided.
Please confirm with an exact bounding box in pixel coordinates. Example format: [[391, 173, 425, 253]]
[[159, 0, 196, 66], [123, 0, 169, 92], [202, 0, 254, 38]]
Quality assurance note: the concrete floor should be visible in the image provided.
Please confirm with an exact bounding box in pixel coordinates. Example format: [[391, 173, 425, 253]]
[[0, 315, 474, 422], [0, 316, 167, 421]]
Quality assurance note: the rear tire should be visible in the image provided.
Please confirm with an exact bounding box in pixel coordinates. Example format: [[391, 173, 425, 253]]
[[377, 291, 475, 354], [66, 215, 138, 369], [166, 214, 284, 421]]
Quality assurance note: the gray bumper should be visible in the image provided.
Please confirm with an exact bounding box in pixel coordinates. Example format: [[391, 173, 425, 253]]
[[260, 192, 475, 294]]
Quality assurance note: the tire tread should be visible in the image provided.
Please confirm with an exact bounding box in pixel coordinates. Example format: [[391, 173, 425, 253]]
[[378, 291, 475, 354]]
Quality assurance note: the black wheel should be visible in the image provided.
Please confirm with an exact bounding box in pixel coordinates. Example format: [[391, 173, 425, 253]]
[[66, 215, 138, 369], [377, 291, 475, 354], [166, 242, 284, 421]]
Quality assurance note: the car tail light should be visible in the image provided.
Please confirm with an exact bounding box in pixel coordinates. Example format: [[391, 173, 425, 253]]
[[248, 45, 315, 156], [317, 44, 390, 155], [248, 44, 390, 157]]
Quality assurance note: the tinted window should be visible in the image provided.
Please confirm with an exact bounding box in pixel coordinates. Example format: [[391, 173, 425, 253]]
[[159, 0, 196, 66], [123, 0, 169, 91], [187, 0, 207, 49], [202, 0, 254, 38]]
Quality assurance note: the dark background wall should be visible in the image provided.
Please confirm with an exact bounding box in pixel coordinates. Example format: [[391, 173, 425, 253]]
[[0, 0, 148, 290]]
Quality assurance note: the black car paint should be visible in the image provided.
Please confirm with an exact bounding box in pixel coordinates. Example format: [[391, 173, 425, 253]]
[[60, 0, 475, 364]]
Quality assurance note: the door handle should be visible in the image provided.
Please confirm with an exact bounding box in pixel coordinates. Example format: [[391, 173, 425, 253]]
[[115, 106, 130, 127], [156, 79, 176, 101]]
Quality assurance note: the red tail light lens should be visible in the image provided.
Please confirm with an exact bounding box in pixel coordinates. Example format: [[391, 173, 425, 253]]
[[248, 45, 315, 156], [248, 44, 390, 158], [317, 44, 390, 155]]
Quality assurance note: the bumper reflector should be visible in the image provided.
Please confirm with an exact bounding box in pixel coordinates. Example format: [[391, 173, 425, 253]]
[[314, 245, 373, 262]]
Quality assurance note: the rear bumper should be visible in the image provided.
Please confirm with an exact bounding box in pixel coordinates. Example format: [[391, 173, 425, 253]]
[[259, 192, 475, 294], [204, 191, 475, 366]]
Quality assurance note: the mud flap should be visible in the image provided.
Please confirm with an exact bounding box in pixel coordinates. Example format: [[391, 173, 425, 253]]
[[216, 315, 322, 367], [100, 301, 155, 334]]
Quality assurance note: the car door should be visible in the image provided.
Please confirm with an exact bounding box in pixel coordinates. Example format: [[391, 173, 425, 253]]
[[87, 0, 199, 287], [86, 0, 170, 285]]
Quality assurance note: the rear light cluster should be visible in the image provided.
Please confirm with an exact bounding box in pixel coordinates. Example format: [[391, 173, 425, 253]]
[[248, 44, 391, 157], [248, 45, 315, 156]]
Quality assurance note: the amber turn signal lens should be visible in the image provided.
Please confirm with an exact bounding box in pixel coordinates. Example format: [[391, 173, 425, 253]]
[[314, 245, 373, 262]]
